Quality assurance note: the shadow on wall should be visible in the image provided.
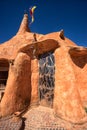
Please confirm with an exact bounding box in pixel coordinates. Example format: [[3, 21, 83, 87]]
[[70, 55, 87, 68]]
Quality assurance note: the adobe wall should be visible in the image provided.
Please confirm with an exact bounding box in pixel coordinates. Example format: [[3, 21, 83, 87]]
[[0, 52, 31, 116], [30, 59, 39, 105], [0, 13, 87, 124], [53, 46, 87, 123], [0, 42, 87, 124], [70, 55, 87, 107]]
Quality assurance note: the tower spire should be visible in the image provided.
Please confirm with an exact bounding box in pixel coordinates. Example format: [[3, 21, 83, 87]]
[[17, 13, 31, 34]]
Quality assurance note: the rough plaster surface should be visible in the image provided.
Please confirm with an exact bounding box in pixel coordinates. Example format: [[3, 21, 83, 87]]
[[0, 13, 87, 127]]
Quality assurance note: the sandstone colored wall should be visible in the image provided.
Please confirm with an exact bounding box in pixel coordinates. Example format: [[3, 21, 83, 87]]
[[0, 38, 58, 117], [0, 52, 31, 116], [53, 46, 86, 123], [70, 55, 87, 107], [68, 46, 87, 107], [0, 13, 87, 124], [30, 59, 39, 106]]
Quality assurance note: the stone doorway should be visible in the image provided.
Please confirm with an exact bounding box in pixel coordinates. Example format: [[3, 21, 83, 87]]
[[39, 51, 55, 107], [0, 59, 9, 101]]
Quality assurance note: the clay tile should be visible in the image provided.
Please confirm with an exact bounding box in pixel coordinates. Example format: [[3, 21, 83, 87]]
[[17, 13, 31, 34]]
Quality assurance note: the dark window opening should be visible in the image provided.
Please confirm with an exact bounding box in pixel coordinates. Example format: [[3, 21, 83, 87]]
[[0, 71, 8, 86], [1, 92, 4, 100], [0, 60, 9, 101], [39, 51, 55, 107]]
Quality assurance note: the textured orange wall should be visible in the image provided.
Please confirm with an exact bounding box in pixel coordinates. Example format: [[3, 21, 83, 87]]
[[0, 14, 87, 124], [53, 46, 86, 123], [70, 55, 87, 107], [30, 59, 39, 106], [1, 52, 31, 116]]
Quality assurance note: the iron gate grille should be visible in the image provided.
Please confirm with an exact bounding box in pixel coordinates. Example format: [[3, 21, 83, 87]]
[[39, 52, 55, 107]]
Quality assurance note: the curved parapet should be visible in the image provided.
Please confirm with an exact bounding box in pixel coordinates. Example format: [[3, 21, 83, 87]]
[[18, 39, 59, 59], [69, 46, 87, 56]]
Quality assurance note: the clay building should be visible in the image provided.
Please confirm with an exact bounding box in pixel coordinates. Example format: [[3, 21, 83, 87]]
[[0, 13, 87, 130]]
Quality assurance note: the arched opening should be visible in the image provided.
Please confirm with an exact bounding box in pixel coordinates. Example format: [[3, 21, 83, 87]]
[[39, 51, 55, 107], [0, 59, 9, 101]]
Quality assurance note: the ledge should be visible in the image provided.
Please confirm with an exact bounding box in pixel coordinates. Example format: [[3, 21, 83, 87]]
[[68, 46, 87, 57], [18, 39, 59, 58]]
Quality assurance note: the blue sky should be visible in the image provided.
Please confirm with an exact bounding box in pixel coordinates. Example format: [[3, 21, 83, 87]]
[[0, 0, 87, 47]]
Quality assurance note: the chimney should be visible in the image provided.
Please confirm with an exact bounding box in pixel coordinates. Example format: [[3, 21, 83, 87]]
[[17, 13, 31, 34]]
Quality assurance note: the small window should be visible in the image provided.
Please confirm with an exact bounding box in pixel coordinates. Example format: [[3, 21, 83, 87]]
[[0, 71, 8, 85], [0, 59, 9, 101]]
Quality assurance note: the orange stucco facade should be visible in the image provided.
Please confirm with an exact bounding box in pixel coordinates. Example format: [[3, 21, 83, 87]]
[[0, 14, 87, 124]]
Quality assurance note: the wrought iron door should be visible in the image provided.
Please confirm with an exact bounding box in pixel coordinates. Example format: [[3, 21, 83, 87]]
[[39, 51, 55, 107]]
